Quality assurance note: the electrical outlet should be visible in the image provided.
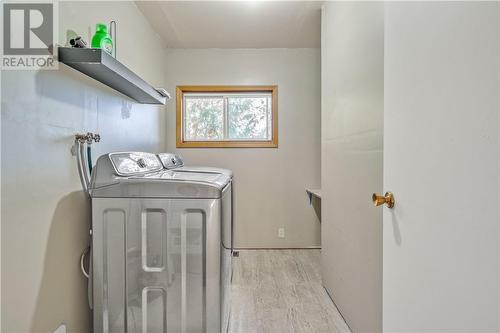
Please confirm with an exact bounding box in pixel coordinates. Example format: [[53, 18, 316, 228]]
[[278, 228, 285, 238]]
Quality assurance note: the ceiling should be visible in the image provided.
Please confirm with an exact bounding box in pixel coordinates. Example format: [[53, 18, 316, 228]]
[[136, 1, 322, 48]]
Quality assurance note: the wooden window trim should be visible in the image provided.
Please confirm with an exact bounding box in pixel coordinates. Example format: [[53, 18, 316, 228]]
[[176, 85, 278, 148]]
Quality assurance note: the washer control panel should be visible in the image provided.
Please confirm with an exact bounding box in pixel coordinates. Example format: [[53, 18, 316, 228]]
[[158, 153, 184, 169], [109, 152, 163, 176]]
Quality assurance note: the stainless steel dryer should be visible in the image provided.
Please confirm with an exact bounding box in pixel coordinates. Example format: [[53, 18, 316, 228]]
[[89, 152, 232, 333], [157, 153, 233, 331]]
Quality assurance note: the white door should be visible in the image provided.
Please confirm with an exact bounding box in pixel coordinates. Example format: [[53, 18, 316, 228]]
[[383, 2, 500, 332], [323, 2, 499, 332]]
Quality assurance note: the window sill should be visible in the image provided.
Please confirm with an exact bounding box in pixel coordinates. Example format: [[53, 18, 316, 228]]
[[176, 140, 278, 148]]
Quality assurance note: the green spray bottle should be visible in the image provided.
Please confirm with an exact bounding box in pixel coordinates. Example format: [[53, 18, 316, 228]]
[[91, 23, 113, 55]]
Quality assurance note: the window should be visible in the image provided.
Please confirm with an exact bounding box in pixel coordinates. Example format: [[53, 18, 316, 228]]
[[176, 86, 278, 148]]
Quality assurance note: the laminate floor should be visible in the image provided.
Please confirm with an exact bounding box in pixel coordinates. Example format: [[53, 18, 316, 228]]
[[228, 250, 351, 333]]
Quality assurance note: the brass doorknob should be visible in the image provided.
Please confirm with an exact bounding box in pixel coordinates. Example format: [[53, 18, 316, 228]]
[[372, 192, 395, 208]]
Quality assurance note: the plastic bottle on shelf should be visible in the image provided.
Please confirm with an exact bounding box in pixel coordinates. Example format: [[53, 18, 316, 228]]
[[91, 23, 113, 55]]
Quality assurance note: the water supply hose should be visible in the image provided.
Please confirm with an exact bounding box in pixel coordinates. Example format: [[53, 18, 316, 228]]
[[80, 246, 90, 278], [87, 145, 93, 175], [79, 141, 90, 188], [75, 139, 88, 193]]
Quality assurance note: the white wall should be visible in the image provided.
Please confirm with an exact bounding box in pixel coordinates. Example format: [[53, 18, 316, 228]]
[[383, 2, 500, 331], [1, 2, 167, 332], [164, 48, 321, 248], [321, 3, 384, 333]]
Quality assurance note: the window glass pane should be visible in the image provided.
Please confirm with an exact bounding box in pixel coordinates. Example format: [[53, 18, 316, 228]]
[[227, 96, 271, 140], [184, 97, 224, 141]]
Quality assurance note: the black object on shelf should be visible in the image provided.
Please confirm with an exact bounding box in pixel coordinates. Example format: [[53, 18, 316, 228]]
[[69, 36, 87, 48], [58, 47, 168, 105]]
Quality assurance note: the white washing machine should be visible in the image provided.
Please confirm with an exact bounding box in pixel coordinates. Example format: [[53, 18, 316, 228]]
[[90, 152, 232, 333]]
